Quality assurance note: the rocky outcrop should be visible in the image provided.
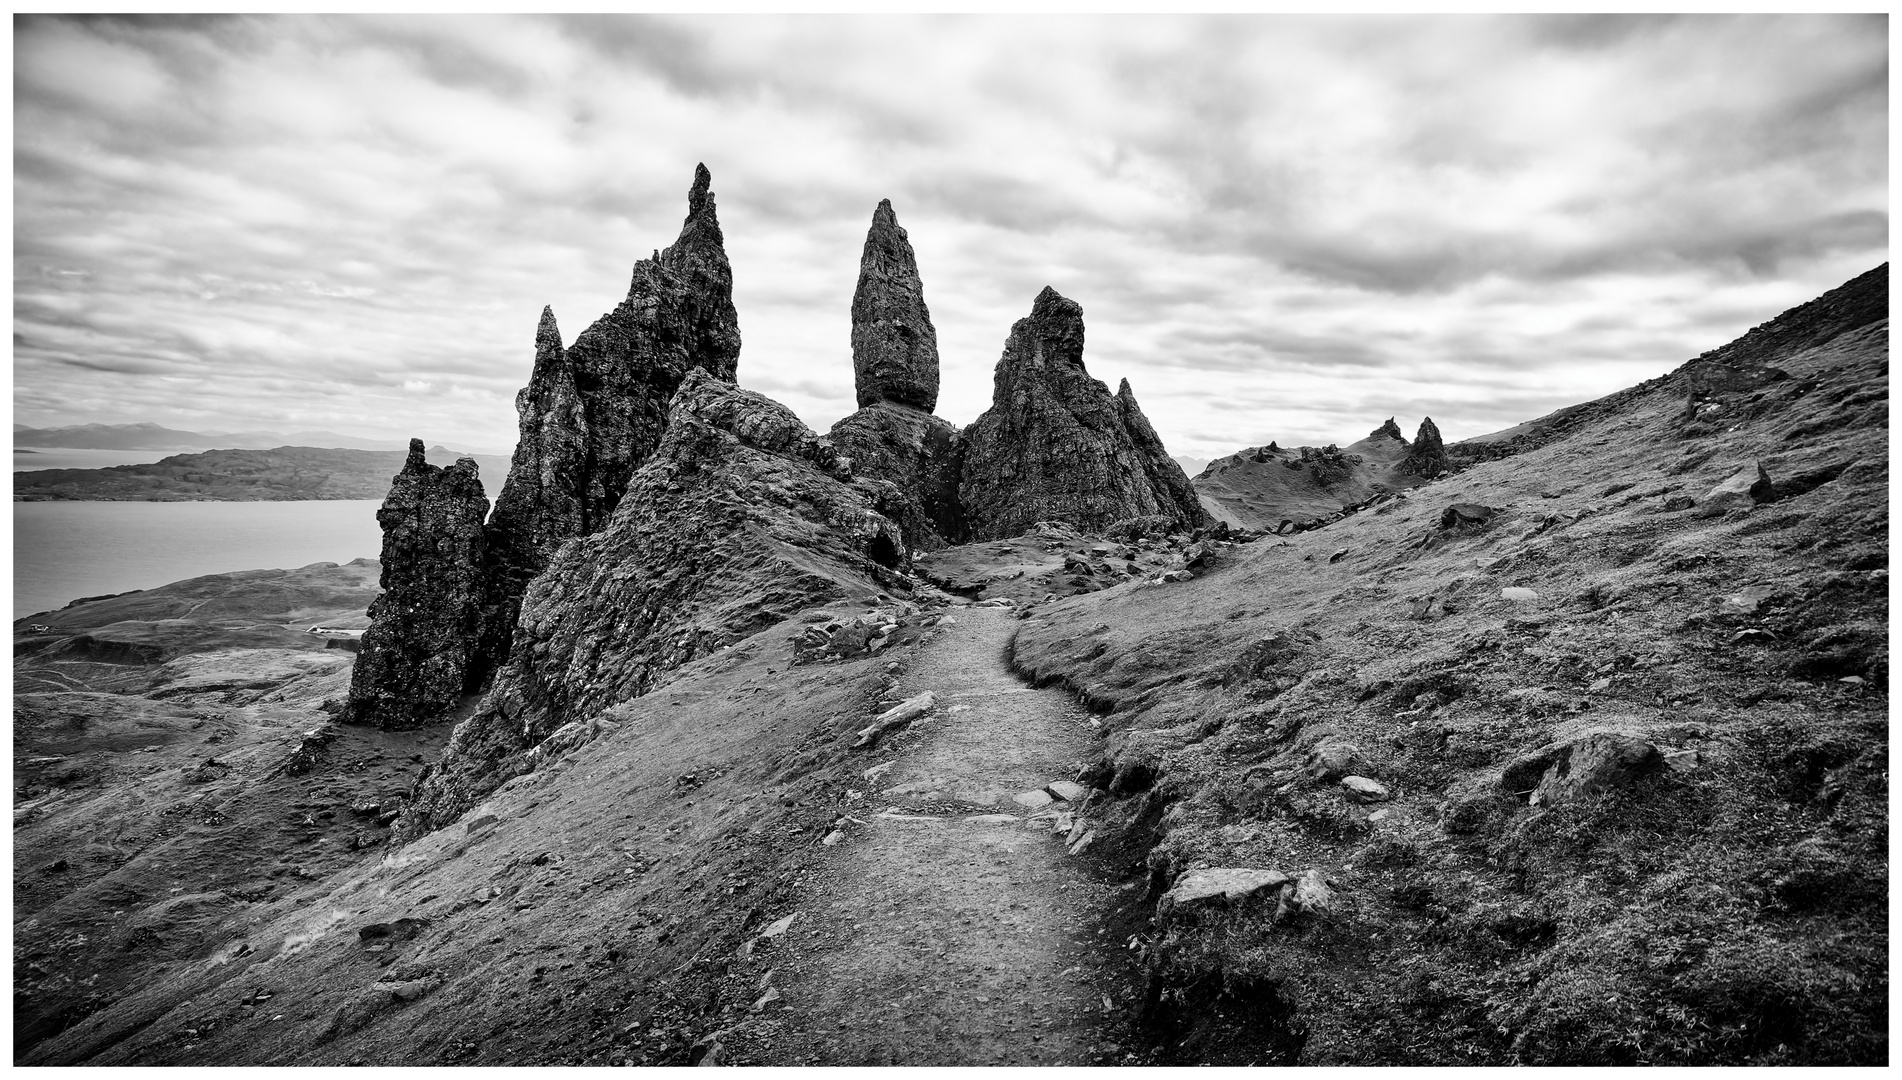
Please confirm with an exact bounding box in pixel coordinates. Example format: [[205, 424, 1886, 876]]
[[398, 371, 908, 837], [484, 164, 742, 650], [1371, 417, 1406, 443], [1403, 416, 1448, 477], [828, 404, 966, 549], [827, 200, 965, 548], [851, 199, 940, 412], [958, 287, 1208, 540], [344, 441, 491, 729]]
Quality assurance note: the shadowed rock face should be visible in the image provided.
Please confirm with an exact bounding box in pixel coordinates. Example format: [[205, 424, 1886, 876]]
[[1404, 416, 1448, 477], [851, 199, 940, 412], [482, 164, 742, 662], [958, 286, 1208, 540], [344, 440, 490, 729], [828, 402, 967, 549], [398, 371, 908, 837]]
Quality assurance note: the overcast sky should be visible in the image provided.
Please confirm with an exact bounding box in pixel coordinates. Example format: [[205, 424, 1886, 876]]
[[14, 14, 1888, 460]]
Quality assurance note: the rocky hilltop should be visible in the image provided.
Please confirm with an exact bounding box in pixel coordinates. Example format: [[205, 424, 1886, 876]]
[[401, 370, 910, 836], [11, 160, 1883, 1069], [345, 165, 746, 728], [960, 287, 1207, 539]]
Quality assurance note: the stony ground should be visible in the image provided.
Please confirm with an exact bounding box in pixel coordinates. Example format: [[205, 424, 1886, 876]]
[[723, 606, 1147, 1066]]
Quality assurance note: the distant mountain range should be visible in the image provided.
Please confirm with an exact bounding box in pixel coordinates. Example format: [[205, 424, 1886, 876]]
[[13, 422, 505, 457]]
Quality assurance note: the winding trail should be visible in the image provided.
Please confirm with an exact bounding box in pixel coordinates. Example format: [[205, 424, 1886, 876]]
[[742, 605, 1144, 1066]]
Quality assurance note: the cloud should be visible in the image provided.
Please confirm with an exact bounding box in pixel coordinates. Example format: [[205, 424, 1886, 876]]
[[12, 14, 1887, 462]]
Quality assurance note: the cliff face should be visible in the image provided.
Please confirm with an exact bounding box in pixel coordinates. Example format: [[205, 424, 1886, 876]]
[[827, 199, 967, 548], [344, 440, 490, 729], [484, 164, 742, 640], [958, 286, 1207, 539], [399, 371, 909, 836]]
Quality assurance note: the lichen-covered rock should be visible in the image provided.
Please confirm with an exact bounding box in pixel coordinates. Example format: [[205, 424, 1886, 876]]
[[828, 402, 966, 549], [958, 287, 1208, 540], [1403, 416, 1448, 477], [343, 440, 490, 729], [851, 199, 940, 412], [397, 372, 907, 837], [484, 163, 742, 656]]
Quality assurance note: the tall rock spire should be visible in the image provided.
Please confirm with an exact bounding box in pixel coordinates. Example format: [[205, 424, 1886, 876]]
[[850, 199, 941, 411], [958, 286, 1208, 539], [474, 164, 742, 682], [344, 440, 491, 729], [828, 198, 966, 549], [1404, 416, 1448, 477]]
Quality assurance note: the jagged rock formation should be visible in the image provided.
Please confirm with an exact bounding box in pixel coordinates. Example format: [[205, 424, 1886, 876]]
[[1403, 416, 1448, 476], [343, 441, 490, 729], [827, 200, 966, 548], [1371, 417, 1406, 443], [484, 164, 742, 653], [958, 287, 1207, 540], [399, 371, 908, 837], [850, 199, 940, 412], [828, 404, 966, 548]]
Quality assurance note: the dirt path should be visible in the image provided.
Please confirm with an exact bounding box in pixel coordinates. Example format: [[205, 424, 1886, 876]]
[[731, 605, 1146, 1066]]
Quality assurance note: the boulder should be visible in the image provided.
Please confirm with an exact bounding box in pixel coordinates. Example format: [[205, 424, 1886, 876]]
[[1156, 867, 1291, 919], [1501, 731, 1665, 807], [1305, 741, 1365, 781], [343, 441, 490, 729], [1439, 503, 1497, 531], [1339, 775, 1391, 803], [1698, 462, 1778, 518], [959, 287, 1207, 539]]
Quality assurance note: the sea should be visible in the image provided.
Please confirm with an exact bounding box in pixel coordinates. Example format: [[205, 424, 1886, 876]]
[[13, 500, 386, 619]]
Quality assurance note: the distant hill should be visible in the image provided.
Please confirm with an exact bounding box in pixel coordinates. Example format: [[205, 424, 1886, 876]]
[[14, 445, 513, 501], [1190, 423, 1429, 530], [14, 421, 504, 456]]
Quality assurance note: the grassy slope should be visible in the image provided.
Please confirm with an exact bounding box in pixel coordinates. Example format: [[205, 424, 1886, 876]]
[[1012, 315, 1887, 1064], [20, 605, 929, 1065]]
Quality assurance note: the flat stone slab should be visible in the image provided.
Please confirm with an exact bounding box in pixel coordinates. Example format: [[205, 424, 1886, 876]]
[[1340, 775, 1391, 802], [1046, 780, 1088, 801], [1157, 868, 1291, 918], [1012, 789, 1056, 809]]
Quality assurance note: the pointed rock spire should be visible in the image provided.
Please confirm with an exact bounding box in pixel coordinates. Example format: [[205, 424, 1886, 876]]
[[345, 442, 491, 729], [959, 287, 1207, 539], [1404, 416, 1448, 476], [851, 199, 941, 411], [1372, 417, 1406, 443], [480, 164, 743, 685]]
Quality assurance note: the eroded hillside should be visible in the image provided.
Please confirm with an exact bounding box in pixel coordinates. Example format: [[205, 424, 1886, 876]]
[[1013, 275, 1889, 1064]]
